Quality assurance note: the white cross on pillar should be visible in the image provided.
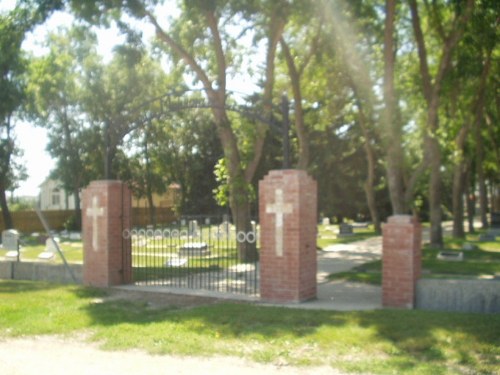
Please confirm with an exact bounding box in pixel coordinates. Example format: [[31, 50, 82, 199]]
[[86, 196, 104, 251], [266, 189, 293, 256]]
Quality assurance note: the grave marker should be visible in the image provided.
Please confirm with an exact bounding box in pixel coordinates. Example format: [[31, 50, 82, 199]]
[[188, 220, 199, 236], [2, 230, 19, 261], [338, 223, 354, 237], [38, 237, 60, 261]]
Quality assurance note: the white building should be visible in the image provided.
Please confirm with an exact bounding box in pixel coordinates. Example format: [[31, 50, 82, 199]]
[[39, 179, 77, 210]]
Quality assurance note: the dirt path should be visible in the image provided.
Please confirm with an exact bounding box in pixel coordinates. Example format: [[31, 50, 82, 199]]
[[0, 335, 342, 375]]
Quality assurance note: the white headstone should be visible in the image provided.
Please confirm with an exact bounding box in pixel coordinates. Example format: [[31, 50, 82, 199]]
[[69, 232, 82, 241], [45, 237, 60, 253], [2, 230, 19, 251], [322, 217, 330, 226], [188, 220, 199, 236]]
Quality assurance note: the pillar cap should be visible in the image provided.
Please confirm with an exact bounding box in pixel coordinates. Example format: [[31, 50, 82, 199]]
[[387, 215, 419, 224]]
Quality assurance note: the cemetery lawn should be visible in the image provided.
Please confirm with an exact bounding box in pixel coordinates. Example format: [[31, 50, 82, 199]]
[[1, 280, 499, 375], [317, 225, 378, 249], [328, 232, 500, 285]]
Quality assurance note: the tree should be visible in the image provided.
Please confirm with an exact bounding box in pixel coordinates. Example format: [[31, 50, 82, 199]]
[[279, 2, 324, 169], [408, 0, 474, 247], [0, 2, 62, 229], [27, 26, 101, 229], [69, 0, 292, 262]]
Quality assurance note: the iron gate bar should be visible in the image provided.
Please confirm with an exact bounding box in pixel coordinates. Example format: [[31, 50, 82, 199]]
[[131, 216, 259, 295]]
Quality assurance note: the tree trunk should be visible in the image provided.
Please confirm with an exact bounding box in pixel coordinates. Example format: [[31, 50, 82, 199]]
[[452, 161, 466, 238], [280, 38, 309, 169], [428, 135, 443, 247], [477, 165, 488, 228], [464, 163, 476, 234], [357, 99, 381, 233], [0, 184, 13, 230], [383, 0, 406, 214], [452, 127, 468, 238], [74, 185, 82, 230]]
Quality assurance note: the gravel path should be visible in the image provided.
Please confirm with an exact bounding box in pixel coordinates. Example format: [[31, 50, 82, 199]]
[[0, 335, 342, 375]]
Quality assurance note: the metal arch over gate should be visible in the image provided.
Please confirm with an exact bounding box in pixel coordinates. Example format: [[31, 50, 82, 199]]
[[129, 215, 259, 296], [104, 88, 291, 179]]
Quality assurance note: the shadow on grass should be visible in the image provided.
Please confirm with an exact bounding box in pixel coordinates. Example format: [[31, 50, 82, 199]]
[[2, 279, 496, 372], [78, 290, 500, 368]]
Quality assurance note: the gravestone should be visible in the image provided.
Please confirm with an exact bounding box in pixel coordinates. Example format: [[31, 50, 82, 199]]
[[462, 243, 477, 251], [2, 229, 20, 260], [437, 251, 464, 262], [338, 223, 353, 237], [479, 232, 496, 242], [69, 232, 81, 241], [46, 237, 59, 252], [38, 237, 59, 261], [251, 220, 257, 234], [322, 217, 330, 226], [2, 229, 19, 251], [491, 212, 500, 228], [179, 242, 209, 256], [489, 212, 500, 237], [219, 221, 231, 237], [188, 220, 199, 236], [205, 218, 211, 225]]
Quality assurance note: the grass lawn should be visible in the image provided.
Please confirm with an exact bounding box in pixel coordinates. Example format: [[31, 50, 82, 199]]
[[0, 280, 499, 374], [328, 232, 500, 284], [317, 224, 379, 249]]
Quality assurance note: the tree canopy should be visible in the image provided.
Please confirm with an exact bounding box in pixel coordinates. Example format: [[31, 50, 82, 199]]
[[3, 0, 498, 245]]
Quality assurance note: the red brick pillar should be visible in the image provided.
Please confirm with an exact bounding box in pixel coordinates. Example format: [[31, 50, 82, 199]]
[[382, 215, 422, 308], [259, 170, 317, 302], [82, 180, 132, 287]]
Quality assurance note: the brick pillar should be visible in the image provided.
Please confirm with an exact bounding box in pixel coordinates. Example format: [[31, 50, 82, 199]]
[[259, 170, 317, 303], [382, 215, 422, 309], [82, 180, 132, 287]]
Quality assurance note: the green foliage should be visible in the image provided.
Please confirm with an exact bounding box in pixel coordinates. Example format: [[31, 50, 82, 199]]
[[213, 157, 230, 208]]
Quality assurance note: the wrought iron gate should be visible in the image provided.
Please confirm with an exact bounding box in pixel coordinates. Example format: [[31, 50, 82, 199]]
[[129, 215, 259, 296]]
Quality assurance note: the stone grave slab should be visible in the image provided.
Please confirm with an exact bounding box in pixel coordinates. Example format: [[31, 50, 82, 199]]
[[166, 258, 188, 267], [179, 242, 210, 256], [462, 243, 477, 251], [437, 251, 464, 262], [479, 233, 496, 242]]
